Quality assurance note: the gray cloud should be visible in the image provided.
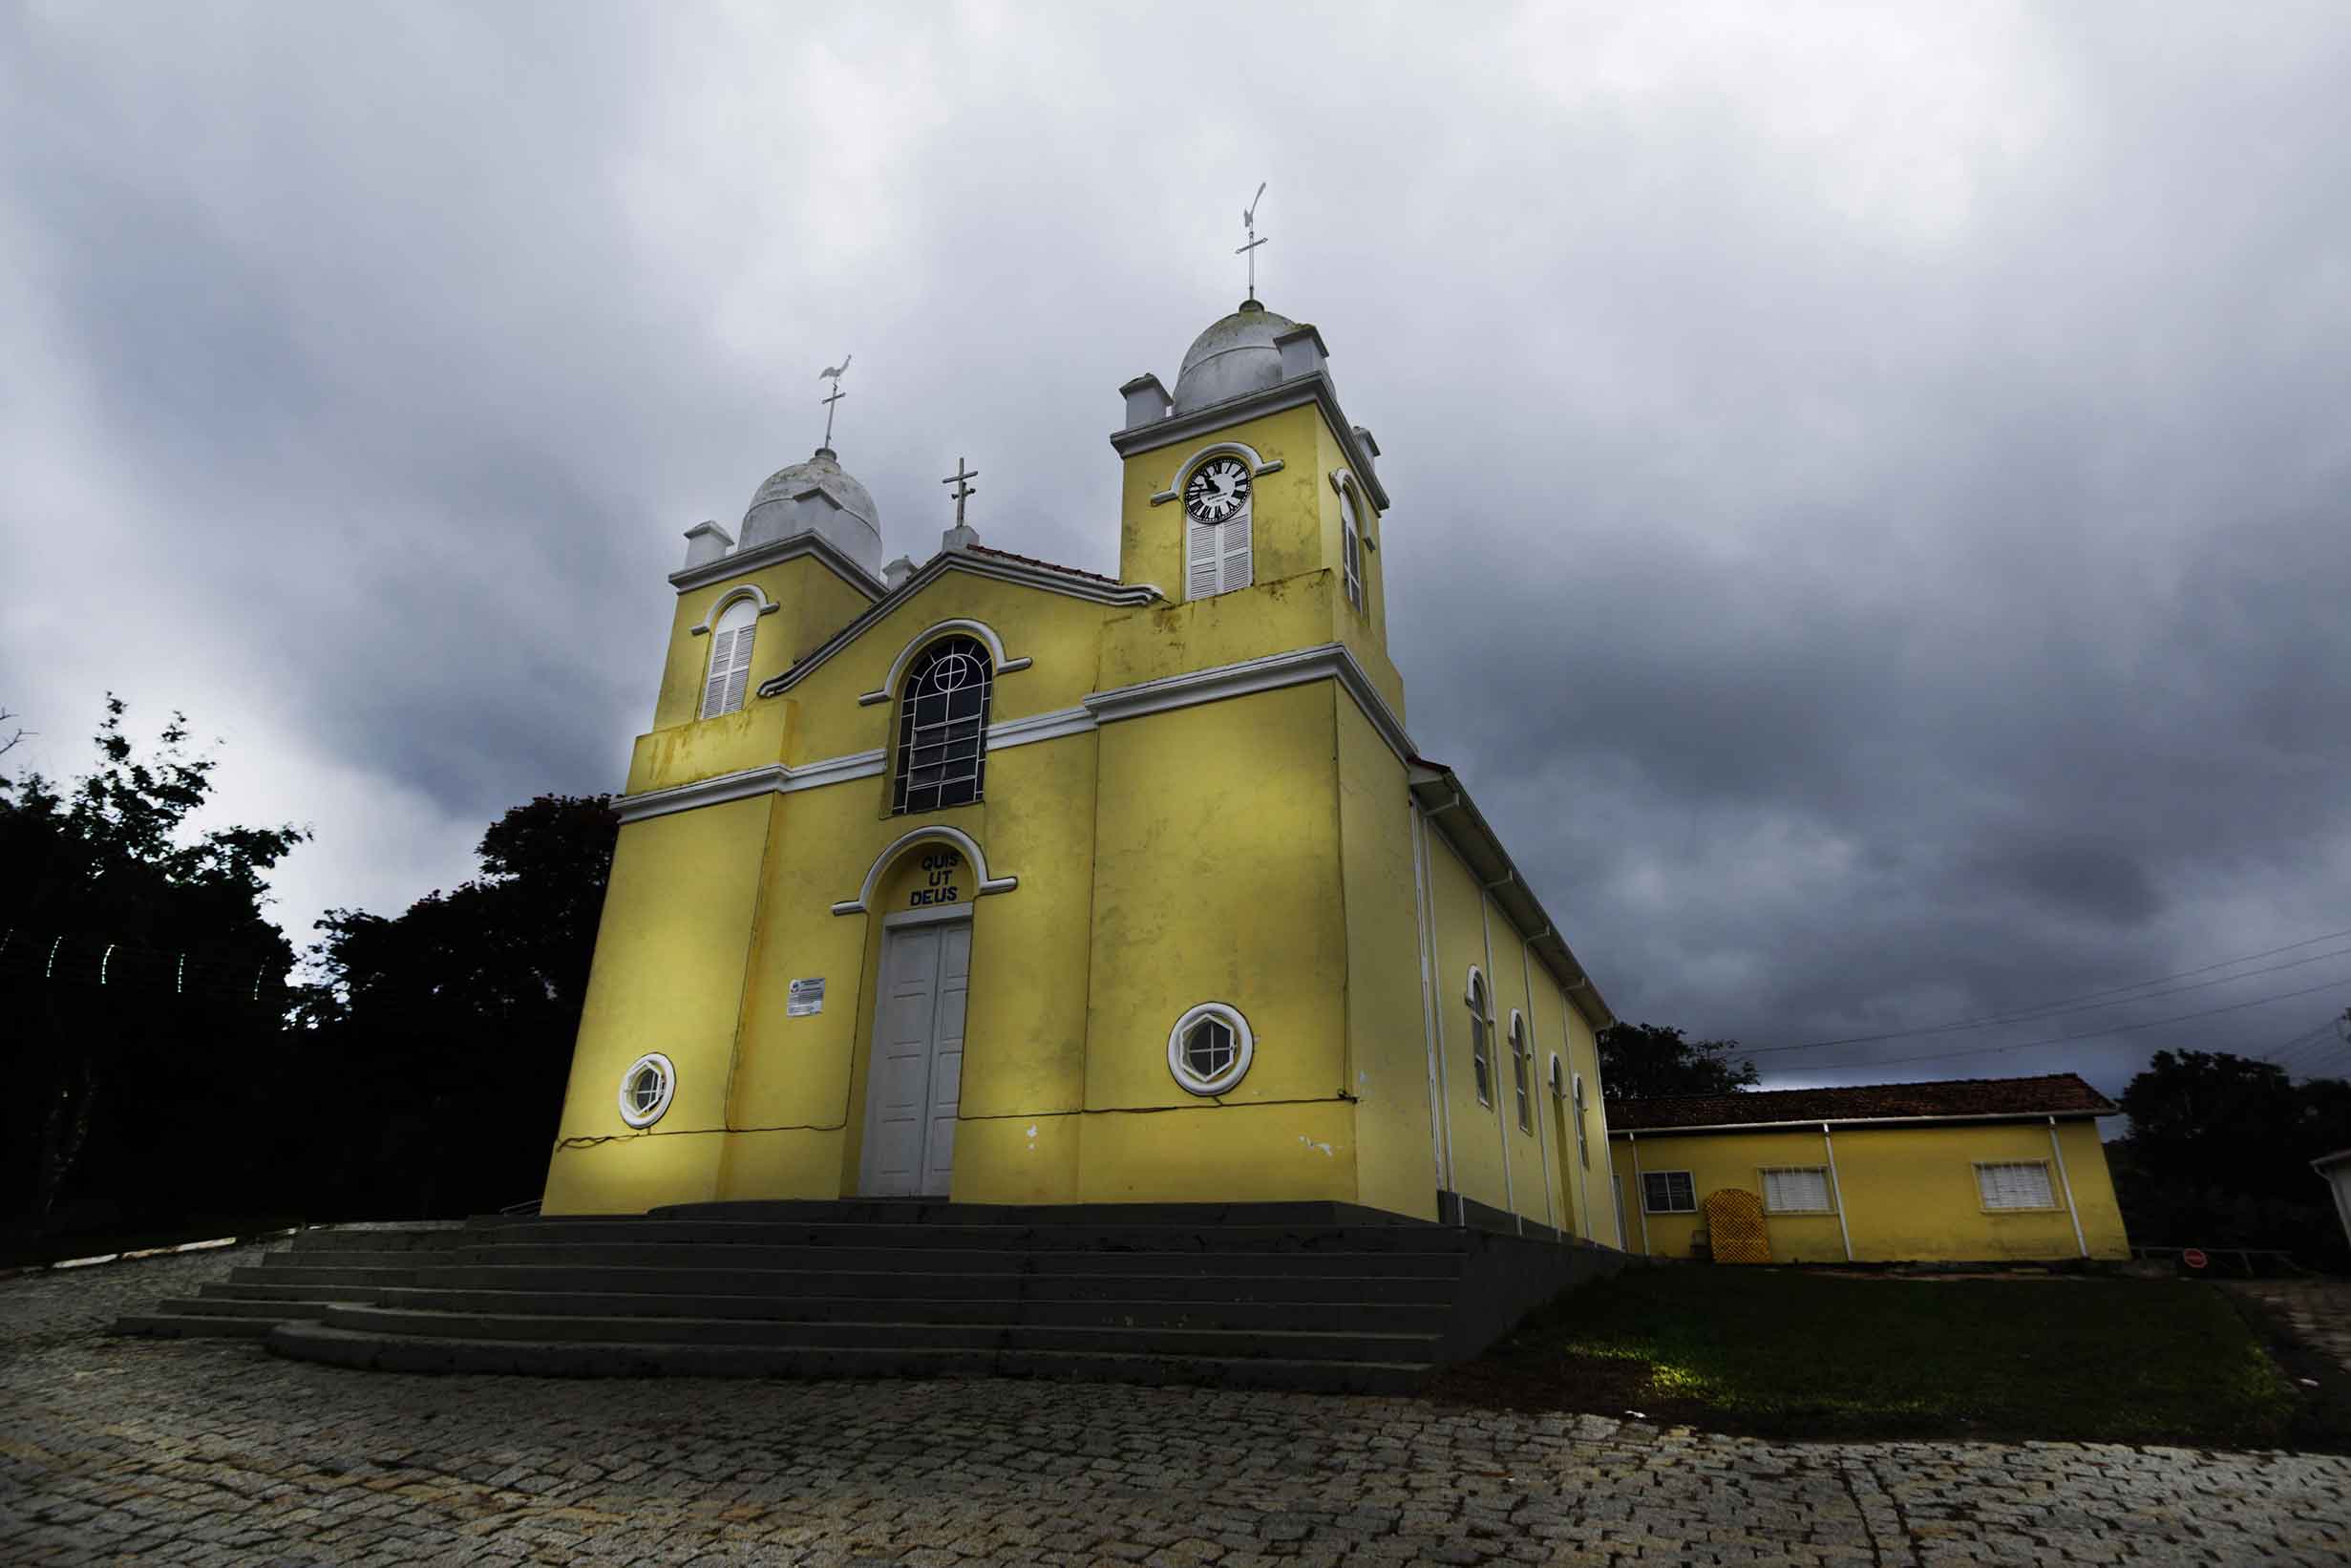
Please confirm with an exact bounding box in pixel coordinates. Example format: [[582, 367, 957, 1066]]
[[5, 2, 2348, 1097]]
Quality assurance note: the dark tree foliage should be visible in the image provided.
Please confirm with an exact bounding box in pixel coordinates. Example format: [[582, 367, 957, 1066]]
[[293, 794, 617, 1218], [0, 698, 307, 1253], [2107, 1049, 2351, 1269], [1597, 1021, 1759, 1100]]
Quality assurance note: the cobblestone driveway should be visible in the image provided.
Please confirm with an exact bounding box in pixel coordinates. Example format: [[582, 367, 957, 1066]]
[[5, 1245, 2347, 1566]]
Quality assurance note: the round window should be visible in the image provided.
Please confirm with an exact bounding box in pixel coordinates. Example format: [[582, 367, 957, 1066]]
[[1166, 1003, 1254, 1095], [617, 1052, 676, 1128]]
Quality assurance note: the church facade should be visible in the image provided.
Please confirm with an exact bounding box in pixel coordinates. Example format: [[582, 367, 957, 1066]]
[[541, 297, 1623, 1246]]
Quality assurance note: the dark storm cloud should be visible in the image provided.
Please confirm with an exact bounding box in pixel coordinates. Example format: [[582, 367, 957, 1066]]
[[5, 3, 2348, 1097]]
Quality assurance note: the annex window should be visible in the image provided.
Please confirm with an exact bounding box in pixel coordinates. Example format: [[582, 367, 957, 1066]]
[[1976, 1160, 2058, 1211], [1510, 1012, 1533, 1133], [700, 598, 758, 718], [1338, 478, 1365, 612], [617, 1052, 676, 1129], [1641, 1170, 1696, 1214], [1168, 1002, 1254, 1095], [1572, 1069, 1590, 1169], [892, 636, 992, 815], [1761, 1166, 1833, 1214], [1182, 454, 1254, 601], [1466, 969, 1493, 1106]]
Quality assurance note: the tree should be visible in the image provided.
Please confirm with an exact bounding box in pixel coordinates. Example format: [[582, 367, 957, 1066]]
[[0, 697, 306, 1244], [295, 794, 617, 1215], [1597, 1021, 1759, 1100]]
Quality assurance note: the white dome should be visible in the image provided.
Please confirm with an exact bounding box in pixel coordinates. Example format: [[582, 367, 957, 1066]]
[[739, 447, 882, 578], [1172, 300, 1302, 413]]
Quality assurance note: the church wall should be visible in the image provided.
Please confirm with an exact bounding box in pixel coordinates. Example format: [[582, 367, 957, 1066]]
[[1481, 897, 1550, 1229], [1096, 568, 1340, 696], [651, 557, 874, 734], [1419, 822, 1511, 1218], [1079, 680, 1357, 1202], [1517, 954, 1581, 1240], [625, 698, 790, 797], [541, 796, 772, 1215], [1334, 695, 1441, 1221], [1118, 404, 1327, 590], [1566, 1006, 1624, 1247]]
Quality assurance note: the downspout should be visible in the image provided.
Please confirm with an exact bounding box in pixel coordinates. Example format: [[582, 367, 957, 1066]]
[[2047, 1115, 2088, 1259], [1476, 887, 1516, 1233], [1519, 934, 1559, 1240], [1629, 1132, 1651, 1256], [1822, 1122, 1853, 1262], [1409, 805, 1454, 1205]]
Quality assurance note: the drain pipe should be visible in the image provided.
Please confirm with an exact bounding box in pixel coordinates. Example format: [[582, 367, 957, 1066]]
[[1628, 1132, 1650, 1256], [2048, 1116, 2088, 1259], [1822, 1122, 1853, 1262]]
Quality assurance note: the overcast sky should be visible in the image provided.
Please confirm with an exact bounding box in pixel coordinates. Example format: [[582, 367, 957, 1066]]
[[6, 3, 2349, 1098]]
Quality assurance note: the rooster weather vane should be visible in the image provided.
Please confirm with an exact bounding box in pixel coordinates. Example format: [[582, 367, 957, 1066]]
[[818, 355, 852, 449], [1238, 183, 1268, 304]]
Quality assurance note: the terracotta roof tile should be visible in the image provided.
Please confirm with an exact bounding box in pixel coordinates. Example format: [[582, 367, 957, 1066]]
[[1608, 1073, 2117, 1132], [964, 542, 1124, 586]]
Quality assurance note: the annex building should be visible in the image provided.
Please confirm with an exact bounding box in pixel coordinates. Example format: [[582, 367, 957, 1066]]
[[541, 293, 1623, 1246], [1607, 1073, 2130, 1264]]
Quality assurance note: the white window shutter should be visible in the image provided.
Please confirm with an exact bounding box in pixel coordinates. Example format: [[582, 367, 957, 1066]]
[[1220, 509, 1252, 591], [701, 628, 737, 718], [1977, 1162, 2055, 1210], [720, 622, 754, 713], [1764, 1167, 1831, 1213], [1187, 518, 1219, 599]]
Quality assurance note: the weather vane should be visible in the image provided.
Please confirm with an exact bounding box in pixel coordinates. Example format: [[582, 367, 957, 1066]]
[[1238, 182, 1267, 304], [817, 354, 852, 449], [942, 456, 978, 527]]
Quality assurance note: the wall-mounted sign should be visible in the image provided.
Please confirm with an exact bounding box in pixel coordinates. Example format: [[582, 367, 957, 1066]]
[[786, 977, 825, 1017]]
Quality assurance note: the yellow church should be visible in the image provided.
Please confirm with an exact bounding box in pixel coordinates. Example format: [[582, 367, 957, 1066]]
[[542, 290, 1623, 1249]]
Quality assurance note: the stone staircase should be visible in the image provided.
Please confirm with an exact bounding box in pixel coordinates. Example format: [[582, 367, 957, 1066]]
[[113, 1200, 1626, 1392]]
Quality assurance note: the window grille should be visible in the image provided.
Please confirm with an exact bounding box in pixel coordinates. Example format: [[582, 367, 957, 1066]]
[[1641, 1170, 1696, 1213], [1976, 1161, 2057, 1211], [1762, 1166, 1832, 1213], [1167, 1002, 1254, 1095], [892, 636, 992, 815], [1511, 1014, 1533, 1133], [1467, 971, 1492, 1106], [700, 599, 758, 718], [1183, 1017, 1236, 1081]]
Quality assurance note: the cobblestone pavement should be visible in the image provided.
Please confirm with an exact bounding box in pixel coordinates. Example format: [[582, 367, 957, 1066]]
[[6, 1246, 2349, 1566]]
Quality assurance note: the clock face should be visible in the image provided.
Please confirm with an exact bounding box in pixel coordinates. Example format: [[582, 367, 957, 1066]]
[[1184, 456, 1252, 522]]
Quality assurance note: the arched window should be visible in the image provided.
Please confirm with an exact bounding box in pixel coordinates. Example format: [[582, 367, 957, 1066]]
[[1466, 969, 1493, 1107], [1572, 1068, 1590, 1168], [1183, 453, 1254, 601], [1510, 1012, 1533, 1133], [700, 598, 758, 719], [892, 636, 992, 815], [1338, 479, 1365, 612]]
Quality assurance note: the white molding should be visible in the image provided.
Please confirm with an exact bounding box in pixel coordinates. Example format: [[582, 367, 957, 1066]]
[[832, 824, 1017, 916], [617, 1052, 676, 1129], [668, 532, 885, 601], [1147, 441, 1284, 505], [783, 748, 885, 793], [613, 765, 790, 823], [1167, 1001, 1255, 1096], [1110, 369, 1390, 511], [986, 706, 1093, 750], [855, 619, 1033, 706], [883, 902, 975, 929], [688, 583, 783, 636], [1608, 1110, 2115, 1137]]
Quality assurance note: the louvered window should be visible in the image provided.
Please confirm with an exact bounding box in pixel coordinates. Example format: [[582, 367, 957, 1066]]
[[1339, 484, 1364, 611], [700, 599, 758, 718], [1762, 1166, 1832, 1213], [1510, 1014, 1533, 1133], [1467, 971, 1493, 1106], [1185, 500, 1253, 599], [1642, 1170, 1696, 1214], [1976, 1161, 2057, 1211], [892, 636, 992, 815]]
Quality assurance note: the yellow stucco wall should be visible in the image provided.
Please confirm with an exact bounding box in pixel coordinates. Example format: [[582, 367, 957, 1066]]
[[652, 556, 875, 733], [1609, 1119, 2129, 1263], [1419, 824, 1509, 1217]]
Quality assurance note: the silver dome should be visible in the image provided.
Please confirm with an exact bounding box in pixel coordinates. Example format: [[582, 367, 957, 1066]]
[[739, 447, 882, 577], [1171, 300, 1302, 413]]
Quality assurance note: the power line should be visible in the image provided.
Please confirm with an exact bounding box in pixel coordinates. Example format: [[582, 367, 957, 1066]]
[[1739, 925, 2351, 1057], [1757, 975, 2351, 1075]]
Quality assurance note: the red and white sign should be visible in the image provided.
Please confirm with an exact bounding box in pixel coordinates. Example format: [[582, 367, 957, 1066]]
[[2182, 1248, 2209, 1270]]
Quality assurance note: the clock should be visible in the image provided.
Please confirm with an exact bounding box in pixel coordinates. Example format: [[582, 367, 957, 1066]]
[[1184, 456, 1252, 522]]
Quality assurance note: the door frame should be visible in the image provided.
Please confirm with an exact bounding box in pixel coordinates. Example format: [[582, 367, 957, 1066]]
[[858, 904, 974, 1197]]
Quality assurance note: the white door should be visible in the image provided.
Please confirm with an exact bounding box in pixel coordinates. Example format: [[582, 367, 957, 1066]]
[[860, 919, 970, 1197]]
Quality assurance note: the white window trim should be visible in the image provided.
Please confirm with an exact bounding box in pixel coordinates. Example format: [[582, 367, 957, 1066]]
[[1641, 1169, 1697, 1214], [1331, 468, 1366, 612], [1759, 1164, 1835, 1215], [1974, 1159, 2063, 1213], [1181, 453, 1255, 603], [688, 583, 783, 636], [1146, 439, 1283, 505], [700, 601, 759, 719], [618, 1052, 676, 1129], [1571, 1066, 1591, 1169], [857, 618, 1032, 707], [1508, 1008, 1533, 1134], [1465, 966, 1493, 1108], [1167, 1002, 1255, 1096]]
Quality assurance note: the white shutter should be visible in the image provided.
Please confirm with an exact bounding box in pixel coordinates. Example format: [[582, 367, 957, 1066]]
[[1343, 520, 1362, 609], [1976, 1161, 2056, 1210], [1187, 518, 1219, 599], [1763, 1167, 1831, 1213], [700, 628, 737, 718], [720, 622, 754, 713], [1219, 508, 1252, 591]]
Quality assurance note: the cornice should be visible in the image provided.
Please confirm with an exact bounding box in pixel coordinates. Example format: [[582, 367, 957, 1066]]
[[668, 533, 887, 600], [1082, 641, 1413, 764], [1108, 370, 1392, 512]]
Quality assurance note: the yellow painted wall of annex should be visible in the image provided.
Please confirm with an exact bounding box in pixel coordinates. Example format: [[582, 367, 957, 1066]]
[[1609, 1121, 2129, 1263]]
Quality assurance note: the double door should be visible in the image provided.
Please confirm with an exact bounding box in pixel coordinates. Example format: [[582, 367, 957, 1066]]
[[858, 917, 969, 1197]]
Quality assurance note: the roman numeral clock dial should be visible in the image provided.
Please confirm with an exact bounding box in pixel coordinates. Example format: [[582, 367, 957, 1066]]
[[1184, 456, 1252, 522]]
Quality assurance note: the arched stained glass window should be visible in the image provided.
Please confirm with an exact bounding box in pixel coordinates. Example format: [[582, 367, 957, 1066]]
[[1467, 969, 1493, 1107], [892, 636, 992, 815]]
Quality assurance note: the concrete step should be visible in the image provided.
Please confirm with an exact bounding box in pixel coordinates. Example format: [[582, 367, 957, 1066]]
[[371, 1285, 1450, 1334], [229, 1264, 420, 1288], [398, 1264, 1457, 1304], [435, 1242, 1463, 1278], [198, 1281, 392, 1305], [641, 1199, 1421, 1229], [317, 1303, 1439, 1363], [460, 1220, 1475, 1254], [114, 1313, 282, 1339], [286, 1228, 465, 1254], [267, 1321, 1432, 1392], [149, 1297, 338, 1321]]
